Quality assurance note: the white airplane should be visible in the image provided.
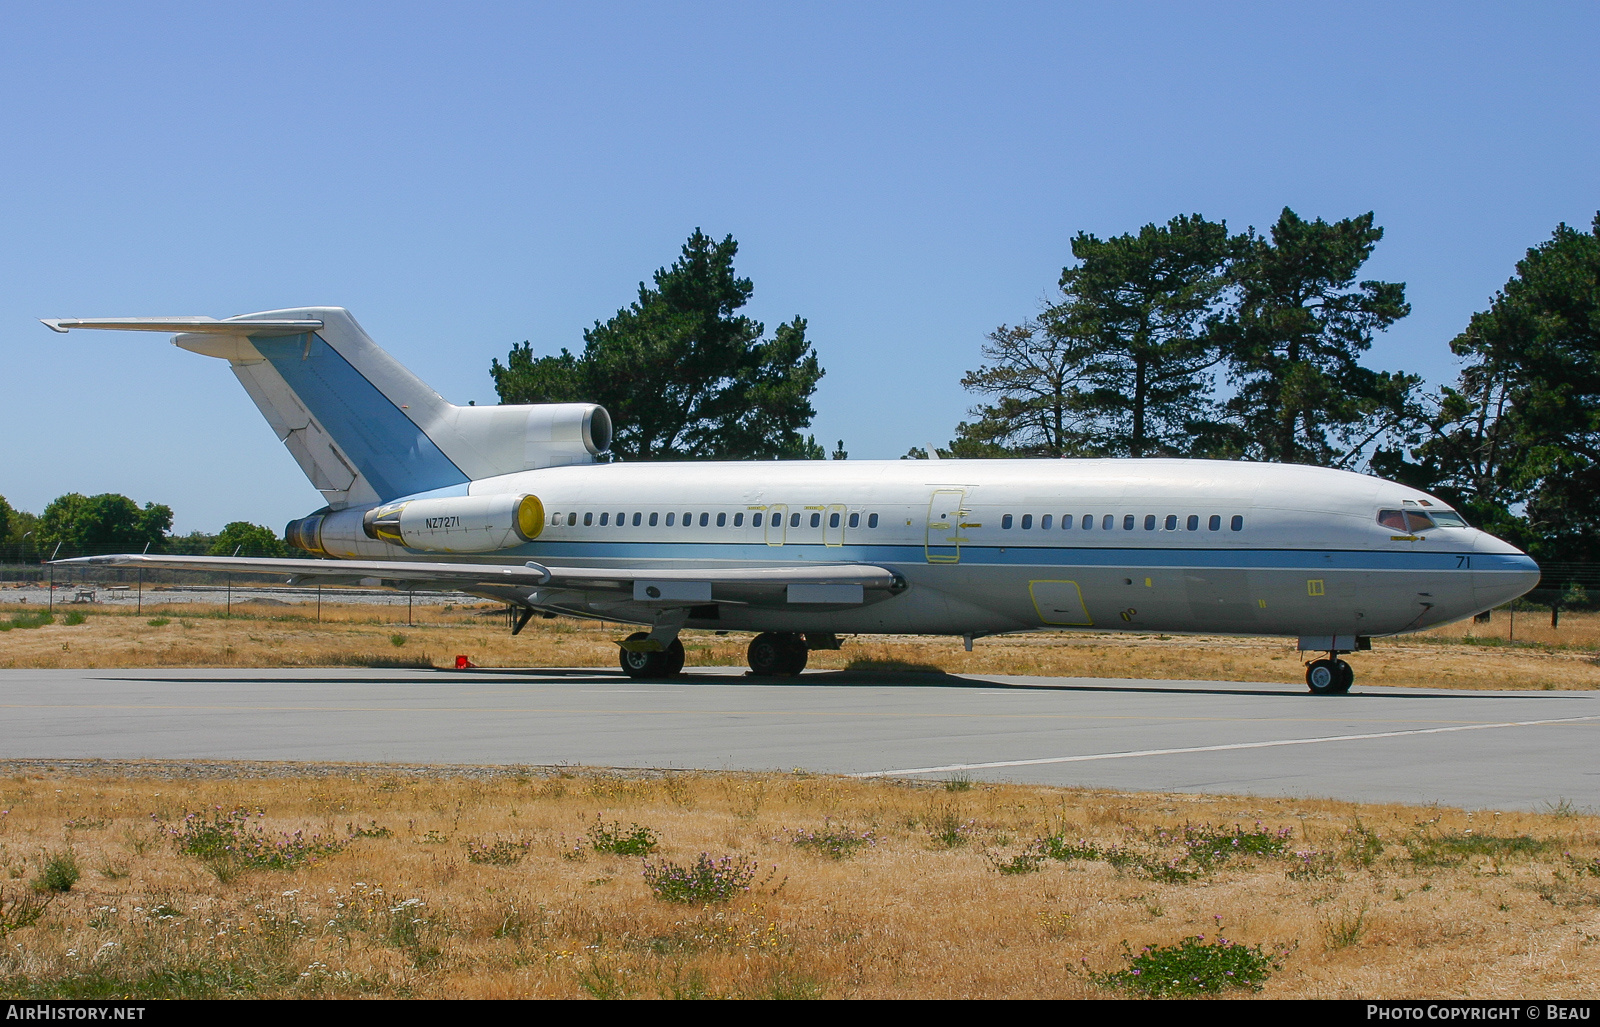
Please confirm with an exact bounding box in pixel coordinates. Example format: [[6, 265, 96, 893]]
[[43, 307, 1540, 693]]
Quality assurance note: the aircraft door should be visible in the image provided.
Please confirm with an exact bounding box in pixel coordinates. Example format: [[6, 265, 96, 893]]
[[765, 504, 787, 546], [824, 504, 846, 546], [925, 489, 968, 564]]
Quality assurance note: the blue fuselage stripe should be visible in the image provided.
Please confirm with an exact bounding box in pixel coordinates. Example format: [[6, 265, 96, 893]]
[[403, 537, 1534, 574]]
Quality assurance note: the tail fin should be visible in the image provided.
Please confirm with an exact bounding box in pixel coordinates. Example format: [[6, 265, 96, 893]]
[[47, 307, 611, 506]]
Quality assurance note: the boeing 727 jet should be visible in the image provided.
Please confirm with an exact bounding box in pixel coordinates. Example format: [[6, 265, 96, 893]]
[[43, 308, 1541, 692]]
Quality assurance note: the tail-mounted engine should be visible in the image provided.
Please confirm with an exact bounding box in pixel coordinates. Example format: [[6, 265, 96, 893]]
[[361, 494, 545, 553]]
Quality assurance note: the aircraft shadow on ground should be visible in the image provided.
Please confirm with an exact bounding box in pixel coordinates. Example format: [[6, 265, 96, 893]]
[[101, 666, 1575, 701]]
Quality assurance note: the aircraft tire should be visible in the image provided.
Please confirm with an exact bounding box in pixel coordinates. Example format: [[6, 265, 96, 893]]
[[748, 632, 807, 676], [619, 633, 685, 678], [1333, 659, 1354, 693], [1305, 658, 1340, 695], [778, 637, 810, 676]]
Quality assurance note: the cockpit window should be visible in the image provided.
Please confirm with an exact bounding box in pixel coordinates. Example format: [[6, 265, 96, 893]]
[[1428, 509, 1469, 527], [1378, 509, 1440, 532]]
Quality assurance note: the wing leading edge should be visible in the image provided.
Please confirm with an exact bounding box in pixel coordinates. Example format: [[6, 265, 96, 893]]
[[51, 554, 906, 609]]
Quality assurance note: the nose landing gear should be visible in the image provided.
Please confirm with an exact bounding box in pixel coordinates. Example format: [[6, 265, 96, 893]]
[[1305, 656, 1354, 695], [618, 632, 686, 678]]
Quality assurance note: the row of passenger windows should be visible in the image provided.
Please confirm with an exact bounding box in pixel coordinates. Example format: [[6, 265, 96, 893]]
[[1000, 513, 1245, 532], [555, 510, 883, 529]]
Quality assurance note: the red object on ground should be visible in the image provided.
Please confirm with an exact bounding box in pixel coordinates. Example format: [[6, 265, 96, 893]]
[[454, 655, 476, 669]]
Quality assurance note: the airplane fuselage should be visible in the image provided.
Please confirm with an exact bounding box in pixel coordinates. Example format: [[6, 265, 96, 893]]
[[306, 457, 1537, 642]]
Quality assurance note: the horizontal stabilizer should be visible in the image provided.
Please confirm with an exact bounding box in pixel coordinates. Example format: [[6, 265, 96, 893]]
[[41, 317, 323, 336], [50, 554, 906, 607]]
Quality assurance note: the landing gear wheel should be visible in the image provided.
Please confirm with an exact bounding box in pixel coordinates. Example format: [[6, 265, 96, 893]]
[[1333, 659, 1354, 693], [1305, 658, 1340, 695], [748, 632, 808, 676], [618, 632, 686, 678]]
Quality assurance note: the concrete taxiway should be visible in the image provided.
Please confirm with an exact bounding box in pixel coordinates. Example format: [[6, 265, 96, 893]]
[[1, 667, 1594, 810]]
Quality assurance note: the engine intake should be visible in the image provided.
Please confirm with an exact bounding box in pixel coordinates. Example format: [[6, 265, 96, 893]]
[[362, 494, 545, 553]]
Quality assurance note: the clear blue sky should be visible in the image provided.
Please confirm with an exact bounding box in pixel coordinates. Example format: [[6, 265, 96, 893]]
[[3, 1, 1596, 533]]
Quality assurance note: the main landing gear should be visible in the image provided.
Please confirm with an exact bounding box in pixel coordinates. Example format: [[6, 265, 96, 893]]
[[1305, 655, 1354, 695], [747, 632, 809, 676]]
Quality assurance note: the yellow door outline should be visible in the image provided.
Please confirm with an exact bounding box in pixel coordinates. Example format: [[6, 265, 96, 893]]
[[1030, 580, 1093, 626], [925, 489, 968, 564], [824, 504, 847, 546], [765, 504, 787, 546]]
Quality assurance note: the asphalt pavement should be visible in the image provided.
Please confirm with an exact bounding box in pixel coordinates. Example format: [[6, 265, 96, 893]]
[[0, 666, 1594, 810]]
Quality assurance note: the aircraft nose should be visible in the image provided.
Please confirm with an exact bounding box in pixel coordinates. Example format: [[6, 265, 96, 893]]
[[1472, 544, 1541, 610]]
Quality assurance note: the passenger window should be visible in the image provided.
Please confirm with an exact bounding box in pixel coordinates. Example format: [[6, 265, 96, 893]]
[[600, 512, 609, 526], [617, 512, 624, 525], [809, 512, 821, 528], [1208, 515, 1220, 531], [868, 513, 879, 528], [790, 512, 800, 528], [848, 512, 859, 528], [1084, 515, 1094, 530], [734, 512, 744, 527], [1186, 515, 1198, 531], [666, 513, 675, 526], [1144, 515, 1156, 530], [551, 513, 562, 526], [632, 512, 641, 526], [1021, 514, 1033, 529], [753, 512, 763, 527], [1231, 515, 1244, 531], [583, 512, 593, 526], [1041, 514, 1052, 530], [683, 512, 691, 526], [1002, 514, 1014, 529], [567, 513, 578, 527], [1164, 515, 1176, 530], [700, 512, 709, 527], [829, 512, 840, 528], [1121, 515, 1133, 530], [716, 512, 726, 527], [649, 512, 658, 526]]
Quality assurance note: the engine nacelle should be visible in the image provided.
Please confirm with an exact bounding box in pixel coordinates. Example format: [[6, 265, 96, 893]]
[[361, 494, 545, 553]]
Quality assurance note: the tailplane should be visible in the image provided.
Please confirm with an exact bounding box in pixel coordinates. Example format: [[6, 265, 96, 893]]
[[44, 307, 610, 507]]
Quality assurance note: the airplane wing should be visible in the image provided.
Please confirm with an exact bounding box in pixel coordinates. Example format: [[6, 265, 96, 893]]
[[51, 554, 906, 608]]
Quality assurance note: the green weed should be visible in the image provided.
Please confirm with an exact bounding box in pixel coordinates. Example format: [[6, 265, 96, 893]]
[[587, 816, 659, 856], [0, 612, 53, 631], [31, 850, 80, 893], [642, 854, 768, 903], [146, 617, 170, 627], [1091, 931, 1291, 997], [787, 821, 877, 860], [165, 807, 346, 874], [465, 837, 532, 866], [61, 611, 87, 626]]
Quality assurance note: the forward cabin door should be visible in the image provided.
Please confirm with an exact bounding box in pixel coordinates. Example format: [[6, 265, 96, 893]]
[[925, 489, 968, 564]]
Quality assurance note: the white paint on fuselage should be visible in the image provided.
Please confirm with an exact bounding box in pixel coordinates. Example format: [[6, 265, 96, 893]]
[[320, 458, 1539, 640]]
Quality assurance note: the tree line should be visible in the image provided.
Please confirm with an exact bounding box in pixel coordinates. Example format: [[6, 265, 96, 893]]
[[930, 208, 1600, 568], [0, 493, 284, 561]]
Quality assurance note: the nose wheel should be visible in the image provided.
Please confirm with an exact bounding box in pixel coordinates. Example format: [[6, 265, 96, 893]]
[[747, 632, 809, 676], [1305, 657, 1354, 694], [619, 632, 686, 678]]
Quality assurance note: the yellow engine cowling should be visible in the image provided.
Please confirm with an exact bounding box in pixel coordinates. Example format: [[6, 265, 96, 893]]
[[362, 494, 544, 553]]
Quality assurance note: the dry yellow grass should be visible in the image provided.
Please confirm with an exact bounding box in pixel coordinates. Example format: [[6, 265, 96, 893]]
[[0, 767, 1594, 999], [3, 598, 1598, 691]]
